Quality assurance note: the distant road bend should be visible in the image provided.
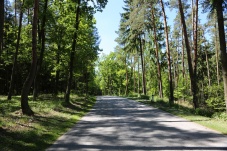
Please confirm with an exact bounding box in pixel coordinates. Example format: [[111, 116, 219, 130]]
[[47, 96, 227, 151]]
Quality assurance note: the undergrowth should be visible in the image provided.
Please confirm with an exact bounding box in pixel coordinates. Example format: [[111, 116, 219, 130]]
[[0, 94, 96, 151]]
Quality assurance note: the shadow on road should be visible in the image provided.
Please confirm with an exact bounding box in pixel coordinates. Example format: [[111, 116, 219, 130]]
[[47, 96, 227, 151]]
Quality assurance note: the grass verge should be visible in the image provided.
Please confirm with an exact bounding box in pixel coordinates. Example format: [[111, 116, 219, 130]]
[[128, 96, 227, 135], [0, 94, 96, 151]]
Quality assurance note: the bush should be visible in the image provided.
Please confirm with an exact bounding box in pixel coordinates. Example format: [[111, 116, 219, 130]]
[[195, 108, 214, 117], [140, 95, 150, 100], [212, 112, 227, 121]]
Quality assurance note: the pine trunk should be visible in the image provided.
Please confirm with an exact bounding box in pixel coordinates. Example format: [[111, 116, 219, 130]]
[[0, 0, 4, 55], [8, 1, 24, 100], [21, 0, 39, 116], [65, 0, 81, 103], [151, 9, 163, 98], [216, 1, 227, 113], [139, 37, 146, 95], [160, 0, 173, 104], [178, 0, 198, 109]]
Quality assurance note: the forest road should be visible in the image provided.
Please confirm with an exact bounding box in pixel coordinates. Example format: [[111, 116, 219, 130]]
[[47, 96, 227, 151]]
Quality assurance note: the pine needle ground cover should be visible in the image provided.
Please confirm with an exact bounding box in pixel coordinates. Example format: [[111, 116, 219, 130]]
[[0, 95, 96, 151], [129, 97, 227, 135]]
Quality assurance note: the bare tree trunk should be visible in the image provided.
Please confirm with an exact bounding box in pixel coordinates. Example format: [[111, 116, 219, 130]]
[[178, 0, 199, 109], [192, 0, 199, 108], [21, 0, 39, 116], [215, 1, 227, 113], [139, 36, 146, 95], [65, 0, 81, 103], [214, 14, 220, 86], [8, 1, 24, 100], [205, 43, 211, 86], [33, 0, 48, 100], [151, 9, 163, 98], [160, 0, 174, 104], [125, 55, 128, 96], [0, 0, 4, 56]]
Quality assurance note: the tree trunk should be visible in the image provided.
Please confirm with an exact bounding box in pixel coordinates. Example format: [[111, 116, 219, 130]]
[[33, 0, 48, 100], [178, 0, 199, 109], [0, 0, 4, 56], [139, 36, 146, 95], [214, 14, 220, 86], [8, 1, 24, 100], [160, 0, 173, 104], [192, 0, 199, 108], [65, 0, 81, 103], [215, 1, 227, 113], [205, 42, 211, 86], [125, 55, 128, 96], [21, 0, 39, 116], [151, 10, 163, 98]]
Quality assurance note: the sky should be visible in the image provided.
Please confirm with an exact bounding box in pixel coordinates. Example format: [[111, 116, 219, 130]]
[[94, 0, 125, 56]]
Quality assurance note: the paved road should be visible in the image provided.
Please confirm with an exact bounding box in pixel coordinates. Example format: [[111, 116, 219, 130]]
[[47, 96, 227, 151]]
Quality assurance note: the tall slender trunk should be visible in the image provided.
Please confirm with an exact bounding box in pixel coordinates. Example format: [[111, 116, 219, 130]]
[[133, 55, 136, 93], [215, 1, 227, 113], [205, 42, 211, 86], [160, 0, 174, 103], [137, 53, 140, 95], [178, 0, 198, 109], [8, 1, 24, 100], [139, 36, 146, 95], [33, 0, 48, 100], [54, 44, 61, 95], [192, 0, 199, 107], [0, 0, 4, 56], [21, 0, 39, 116], [214, 14, 220, 86], [65, 0, 81, 103], [151, 9, 163, 98], [125, 55, 128, 96]]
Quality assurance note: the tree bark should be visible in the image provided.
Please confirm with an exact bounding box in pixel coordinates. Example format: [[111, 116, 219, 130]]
[[8, 1, 24, 100], [151, 9, 163, 98], [125, 55, 128, 96], [139, 36, 146, 95], [0, 0, 4, 56], [178, 0, 199, 109], [21, 0, 39, 116], [160, 0, 174, 104], [215, 1, 227, 113], [33, 0, 48, 100], [65, 0, 81, 103]]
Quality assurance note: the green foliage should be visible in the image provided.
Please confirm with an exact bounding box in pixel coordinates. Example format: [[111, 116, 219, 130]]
[[0, 95, 96, 151], [212, 112, 227, 121], [204, 84, 225, 112], [194, 108, 214, 117]]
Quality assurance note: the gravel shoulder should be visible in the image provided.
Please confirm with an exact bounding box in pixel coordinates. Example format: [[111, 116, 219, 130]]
[[47, 96, 227, 151]]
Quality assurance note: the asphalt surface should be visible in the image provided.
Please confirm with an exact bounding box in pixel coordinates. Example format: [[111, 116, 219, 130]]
[[47, 96, 227, 151]]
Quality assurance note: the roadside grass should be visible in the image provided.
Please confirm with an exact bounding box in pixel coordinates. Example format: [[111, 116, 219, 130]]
[[0, 94, 96, 151], [128, 96, 227, 135]]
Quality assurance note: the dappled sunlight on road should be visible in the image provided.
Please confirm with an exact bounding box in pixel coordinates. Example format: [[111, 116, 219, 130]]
[[47, 96, 227, 151]]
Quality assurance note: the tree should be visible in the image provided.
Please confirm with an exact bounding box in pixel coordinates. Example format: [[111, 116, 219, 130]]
[[178, 0, 199, 109], [21, 0, 39, 115], [8, 0, 24, 100], [214, 1, 227, 113], [65, 0, 81, 104], [160, 0, 174, 105], [0, 0, 4, 56]]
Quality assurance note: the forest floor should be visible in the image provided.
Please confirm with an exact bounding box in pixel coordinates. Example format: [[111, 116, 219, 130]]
[[131, 97, 227, 135], [47, 96, 227, 151], [0, 94, 96, 151]]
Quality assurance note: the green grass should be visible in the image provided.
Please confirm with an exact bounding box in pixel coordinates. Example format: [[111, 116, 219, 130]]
[[0, 94, 96, 151], [130, 97, 227, 135]]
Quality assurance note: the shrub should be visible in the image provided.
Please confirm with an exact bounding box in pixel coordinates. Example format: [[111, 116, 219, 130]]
[[195, 108, 214, 117]]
